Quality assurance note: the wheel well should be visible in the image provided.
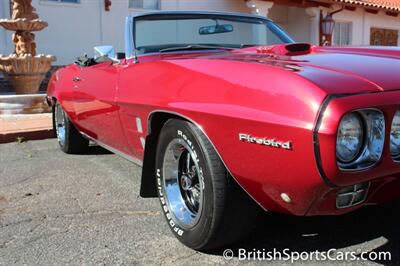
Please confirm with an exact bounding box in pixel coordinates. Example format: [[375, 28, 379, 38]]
[[140, 112, 187, 197]]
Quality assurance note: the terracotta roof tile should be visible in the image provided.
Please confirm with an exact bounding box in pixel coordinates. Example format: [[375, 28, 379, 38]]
[[335, 0, 400, 11]]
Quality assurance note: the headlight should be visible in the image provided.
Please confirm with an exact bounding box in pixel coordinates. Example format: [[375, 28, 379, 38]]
[[336, 113, 364, 163], [390, 110, 400, 159], [336, 109, 384, 171]]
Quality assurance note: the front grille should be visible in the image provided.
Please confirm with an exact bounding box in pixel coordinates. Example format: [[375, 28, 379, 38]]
[[336, 182, 370, 209]]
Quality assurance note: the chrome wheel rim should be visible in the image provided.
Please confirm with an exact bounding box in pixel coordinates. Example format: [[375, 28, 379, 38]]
[[162, 138, 204, 229], [55, 105, 66, 146]]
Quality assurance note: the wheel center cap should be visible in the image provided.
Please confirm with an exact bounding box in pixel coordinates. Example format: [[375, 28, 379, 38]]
[[181, 175, 192, 191]]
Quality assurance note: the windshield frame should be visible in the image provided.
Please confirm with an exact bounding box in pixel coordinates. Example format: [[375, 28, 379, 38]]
[[127, 11, 295, 58]]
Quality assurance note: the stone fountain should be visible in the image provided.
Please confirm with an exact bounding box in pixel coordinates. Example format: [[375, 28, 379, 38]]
[[0, 0, 56, 94]]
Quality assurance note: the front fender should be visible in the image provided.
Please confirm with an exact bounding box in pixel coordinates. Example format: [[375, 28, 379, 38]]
[[119, 58, 330, 215]]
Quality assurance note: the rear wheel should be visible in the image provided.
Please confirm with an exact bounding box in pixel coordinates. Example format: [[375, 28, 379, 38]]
[[155, 119, 259, 250], [53, 103, 89, 154]]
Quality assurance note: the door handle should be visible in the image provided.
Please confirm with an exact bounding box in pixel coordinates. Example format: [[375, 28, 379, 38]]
[[72, 77, 82, 82]]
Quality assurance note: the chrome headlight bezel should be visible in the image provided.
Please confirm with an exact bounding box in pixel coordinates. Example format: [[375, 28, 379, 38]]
[[337, 109, 385, 171], [390, 110, 400, 161]]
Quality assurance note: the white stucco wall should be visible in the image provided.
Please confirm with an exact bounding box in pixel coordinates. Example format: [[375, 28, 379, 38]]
[[268, 4, 289, 30], [269, 5, 312, 43], [332, 8, 400, 45], [268, 3, 400, 46], [363, 11, 400, 45], [287, 7, 311, 43], [163, 0, 249, 12], [32, 0, 103, 65]]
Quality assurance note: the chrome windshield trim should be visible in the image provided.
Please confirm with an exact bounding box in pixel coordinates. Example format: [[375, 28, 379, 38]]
[[129, 11, 273, 22], [125, 16, 134, 59]]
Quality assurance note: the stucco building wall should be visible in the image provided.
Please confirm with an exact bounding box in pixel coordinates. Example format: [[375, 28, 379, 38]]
[[332, 8, 400, 45], [0, 0, 399, 66]]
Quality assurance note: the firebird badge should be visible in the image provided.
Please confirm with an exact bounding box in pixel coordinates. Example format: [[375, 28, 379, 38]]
[[239, 134, 293, 150]]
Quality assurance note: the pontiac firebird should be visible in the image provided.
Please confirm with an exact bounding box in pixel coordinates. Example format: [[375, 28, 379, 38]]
[[46, 11, 400, 250]]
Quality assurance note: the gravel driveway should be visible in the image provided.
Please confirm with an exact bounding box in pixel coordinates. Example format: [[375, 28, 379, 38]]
[[0, 139, 398, 265]]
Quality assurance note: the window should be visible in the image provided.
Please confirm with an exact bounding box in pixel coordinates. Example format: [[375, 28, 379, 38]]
[[129, 0, 160, 10], [333, 22, 352, 46], [41, 0, 80, 3], [370, 28, 398, 46]]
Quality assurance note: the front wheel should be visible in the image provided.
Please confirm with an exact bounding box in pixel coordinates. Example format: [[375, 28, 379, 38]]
[[155, 119, 259, 250], [53, 103, 89, 154]]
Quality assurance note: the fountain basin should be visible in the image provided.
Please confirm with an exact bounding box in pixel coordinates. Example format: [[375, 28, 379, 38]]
[[0, 54, 56, 94], [0, 18, 48, 31]]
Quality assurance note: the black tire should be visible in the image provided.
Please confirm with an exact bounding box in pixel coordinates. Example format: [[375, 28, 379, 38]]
[[155, 119, 259, 250], [53, 103, 89, 154]]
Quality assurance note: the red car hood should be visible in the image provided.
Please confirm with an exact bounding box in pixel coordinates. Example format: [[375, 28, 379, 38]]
[[205, 45, 400, 95]]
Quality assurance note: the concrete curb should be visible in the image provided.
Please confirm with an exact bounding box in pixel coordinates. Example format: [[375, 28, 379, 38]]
[[0, 128, 55, 144], [0, 113, 54, 144]]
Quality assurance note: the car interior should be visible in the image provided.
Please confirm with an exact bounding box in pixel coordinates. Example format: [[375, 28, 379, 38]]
[[75, 52, 126, 67]]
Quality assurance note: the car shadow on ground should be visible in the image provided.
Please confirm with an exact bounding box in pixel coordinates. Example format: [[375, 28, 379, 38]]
[[216, 202, 400, 265], [85, 145, 113, 155]]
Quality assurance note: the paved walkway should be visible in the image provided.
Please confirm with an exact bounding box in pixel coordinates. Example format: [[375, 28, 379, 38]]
[[0, 114, 53, 143]]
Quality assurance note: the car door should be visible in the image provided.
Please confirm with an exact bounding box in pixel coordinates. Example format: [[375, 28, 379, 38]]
[[114, 61, 149, 161], [71, 61, 129, 152]]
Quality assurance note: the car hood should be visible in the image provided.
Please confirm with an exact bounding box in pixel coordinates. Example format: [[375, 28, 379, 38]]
[[201, 45, 400, 95]]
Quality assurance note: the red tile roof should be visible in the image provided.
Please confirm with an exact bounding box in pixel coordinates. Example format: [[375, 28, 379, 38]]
[[334, 0, 400, 12]]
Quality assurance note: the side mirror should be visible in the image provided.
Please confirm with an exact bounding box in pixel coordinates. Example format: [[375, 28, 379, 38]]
[[94, 45, 116, 60]]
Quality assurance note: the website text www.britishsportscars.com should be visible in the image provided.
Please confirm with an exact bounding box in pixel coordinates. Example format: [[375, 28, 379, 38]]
[[222, 248, 391, 263]]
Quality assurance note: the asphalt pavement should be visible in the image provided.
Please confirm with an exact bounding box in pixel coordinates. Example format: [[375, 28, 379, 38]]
[[0, 139, 398, 265]]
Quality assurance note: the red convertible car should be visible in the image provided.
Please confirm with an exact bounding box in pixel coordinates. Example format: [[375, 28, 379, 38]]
[[47, 11, 400, 250]]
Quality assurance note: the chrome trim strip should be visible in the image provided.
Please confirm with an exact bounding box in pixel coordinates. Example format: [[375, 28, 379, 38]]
[[147, 109, 268, 212], [136, 117, 143, 133], [80, 131, 143, 167], [313, 95, 339, 188], [140, 137, 146, 149]]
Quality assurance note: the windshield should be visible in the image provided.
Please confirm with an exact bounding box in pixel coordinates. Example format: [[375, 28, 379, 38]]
[[134, 14, 294, 55]]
